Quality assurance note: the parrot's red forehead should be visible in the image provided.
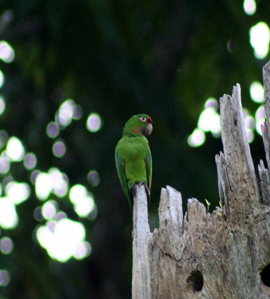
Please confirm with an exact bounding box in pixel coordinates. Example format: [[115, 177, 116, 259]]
[[147, 116, 153, 124]]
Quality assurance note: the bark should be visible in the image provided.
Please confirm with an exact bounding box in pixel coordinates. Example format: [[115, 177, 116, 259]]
[[132, 61, 270, 299]]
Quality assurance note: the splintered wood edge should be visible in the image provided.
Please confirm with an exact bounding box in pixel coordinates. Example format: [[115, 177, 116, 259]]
[[220, 84, 252, 167], [219, 83, 260, 203], [158, 186, 183, 233], [187, 198, 206, 223]]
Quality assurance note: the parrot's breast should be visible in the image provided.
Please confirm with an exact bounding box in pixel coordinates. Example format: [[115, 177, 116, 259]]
[[116, 136, 149, 187]]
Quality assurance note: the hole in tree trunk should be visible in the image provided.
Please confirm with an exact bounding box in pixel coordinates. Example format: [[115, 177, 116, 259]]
[[186, 270, 203, 292], [261, 264, 270, 287]]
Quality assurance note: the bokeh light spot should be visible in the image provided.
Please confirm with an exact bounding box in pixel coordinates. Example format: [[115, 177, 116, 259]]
[[0, 197, 18, 229], [41, 200, 58, 220], [250, 22, 270, 59], [69, 184, 95, 217], [246, 129, 254, 143], [87, 170, 100, 187], [198, 107, 221, 136], [0, 236, 13, 254], [0, 152, 10, 174], [55, 211, 67, 222], [74, 241, 92, 260], [86, 113, 102, 133], [0, 270, 10, 286], [0, 70, 5, 88], [74, 195, 95, 218], [34, 206, 44, 222], [204, 97, 218, 109], [227, 40, 233, 53], [69, 184, 87, 204], [188, 128, 205, 147], [0, 41, 15, 63], [245, 115, 255, 130], [72, 104, 83, 120], [57, 99, 75, 127], [5, 181, 31, 205], [250, 81, 264, 103], [36, 218, 88, 263], [46, 122, 60, 138], [35, 172, 53, 200], [0, 130, 8, 149], [49, 168, 68, 198], [255, 105, 265, 135], [0, 96, 5, 115], [30, 170, 40, 185], [47, 220, 56, 232], [52, 140, 66, 158], [243, 0, 256, 15], [23, 153, 37, 170], [3, 176, 13, 187], [87, 205, 98, 221], [6, 136, 25, 162]]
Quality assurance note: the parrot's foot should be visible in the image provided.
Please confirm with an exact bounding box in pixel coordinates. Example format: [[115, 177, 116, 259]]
[[131, 182, 150, 206], [142, 183, 150, 196], [131, 182, 150, 195], [130, 184, 137, 197]]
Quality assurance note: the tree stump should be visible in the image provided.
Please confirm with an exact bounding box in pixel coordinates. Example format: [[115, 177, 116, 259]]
[[132, 61, 270, 299]]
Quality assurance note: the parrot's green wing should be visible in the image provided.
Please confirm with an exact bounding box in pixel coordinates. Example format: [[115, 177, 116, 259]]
[[145, 146, 152, 201], [115, 149, 132, 208]]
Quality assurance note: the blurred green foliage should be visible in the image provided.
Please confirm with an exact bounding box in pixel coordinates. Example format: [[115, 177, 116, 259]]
[[0, 0, 268, 298]]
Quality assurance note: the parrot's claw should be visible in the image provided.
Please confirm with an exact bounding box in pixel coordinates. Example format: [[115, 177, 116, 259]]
[[130, 184, 137, 197], [142, 183, 150, 196], [131, 182, 150, 206], [131, 182, 149, 195]]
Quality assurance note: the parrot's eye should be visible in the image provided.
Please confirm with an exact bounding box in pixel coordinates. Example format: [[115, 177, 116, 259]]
[[139, 117, 147, 122]]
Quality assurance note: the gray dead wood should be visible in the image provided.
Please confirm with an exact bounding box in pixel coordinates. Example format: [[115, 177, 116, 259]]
[[132, 184, 151, 299], [132, 61, 270, 299]]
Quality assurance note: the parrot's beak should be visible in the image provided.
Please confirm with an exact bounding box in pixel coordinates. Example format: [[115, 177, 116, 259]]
[[143, 123, 153, 136]]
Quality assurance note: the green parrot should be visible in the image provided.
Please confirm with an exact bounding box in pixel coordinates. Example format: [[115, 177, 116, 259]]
[[115, 114, 153, 208]]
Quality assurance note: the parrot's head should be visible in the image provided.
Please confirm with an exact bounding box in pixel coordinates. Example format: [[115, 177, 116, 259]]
[[123, 114, 153, 137]]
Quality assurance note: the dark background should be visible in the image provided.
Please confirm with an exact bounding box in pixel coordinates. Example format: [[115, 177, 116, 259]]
[[0, 0, 268, 298]]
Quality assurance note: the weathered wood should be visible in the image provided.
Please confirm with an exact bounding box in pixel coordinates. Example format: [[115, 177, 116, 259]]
[[132, 184, 151, 299], [258, 160, 270, 205], [262, 61, 270, 174], [218, 83, 260, 206], [132, 62, 270, 299]]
